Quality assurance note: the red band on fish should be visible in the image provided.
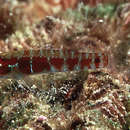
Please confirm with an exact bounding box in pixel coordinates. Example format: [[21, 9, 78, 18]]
[[0, 57, 17, 66], [18, 57, 31, 74], [66, 58, 78, 70], [32, 57, 50, 73], [94, 53, 100, 68], [80, 53, 92, 69], [0, 66, 11, 75], [50, 58, 64, 71]]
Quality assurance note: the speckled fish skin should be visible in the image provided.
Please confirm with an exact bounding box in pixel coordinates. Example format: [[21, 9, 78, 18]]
[[0, 49, 108, 78]]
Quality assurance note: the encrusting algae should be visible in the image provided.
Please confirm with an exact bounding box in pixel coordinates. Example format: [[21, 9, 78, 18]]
[[0, 0, 130, 130]]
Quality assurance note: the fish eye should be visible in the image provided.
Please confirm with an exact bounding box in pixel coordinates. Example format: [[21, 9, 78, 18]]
[[95, 57, 100, 63]]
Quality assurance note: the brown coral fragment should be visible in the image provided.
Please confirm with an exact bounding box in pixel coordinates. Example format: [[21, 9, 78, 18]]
[[84, 71, 127, 127], [0, 7, 16, 40], [45, 78, 84, 110]]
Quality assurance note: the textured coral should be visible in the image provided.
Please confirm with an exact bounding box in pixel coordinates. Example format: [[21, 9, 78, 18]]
[[45, 78, 84, 110], [84, 72, 127, 126]]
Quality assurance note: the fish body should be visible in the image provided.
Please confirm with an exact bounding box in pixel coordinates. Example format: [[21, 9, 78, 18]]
[[0, 49, 108, 79]]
